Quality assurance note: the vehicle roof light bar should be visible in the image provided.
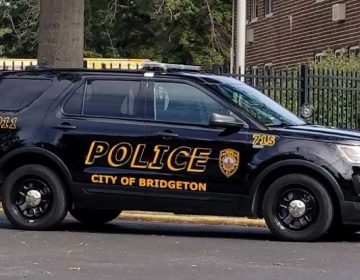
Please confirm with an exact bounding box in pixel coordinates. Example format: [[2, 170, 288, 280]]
[[142, 62, 201, 73], [25, 63, 51, 71]]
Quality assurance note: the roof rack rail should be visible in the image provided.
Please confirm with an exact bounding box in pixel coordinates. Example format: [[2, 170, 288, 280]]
[[143, 62, 201, 73], [25, 63, 51, 71]]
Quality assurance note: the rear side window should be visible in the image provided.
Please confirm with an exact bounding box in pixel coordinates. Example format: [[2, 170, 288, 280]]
[[64, 80, 141, 118], [0, 78, 52, 111]]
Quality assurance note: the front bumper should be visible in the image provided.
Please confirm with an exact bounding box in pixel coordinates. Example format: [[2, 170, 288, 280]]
[[341, 201, 360, 225]]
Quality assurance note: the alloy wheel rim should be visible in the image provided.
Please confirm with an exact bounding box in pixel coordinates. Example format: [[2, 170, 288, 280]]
[[11, 177, 52, 220], [274, 187, 318, 231]]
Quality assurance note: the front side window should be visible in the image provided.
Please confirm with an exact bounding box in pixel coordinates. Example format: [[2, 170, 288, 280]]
[[212, 81, 306, 127], [64, 80, 141, 118], [150, 82, 230, 125]]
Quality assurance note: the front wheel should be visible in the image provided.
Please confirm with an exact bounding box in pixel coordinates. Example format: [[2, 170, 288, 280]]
[[263, 174, 334, 242], [2, 165, 69, 230], [70, 208, 121, 226]]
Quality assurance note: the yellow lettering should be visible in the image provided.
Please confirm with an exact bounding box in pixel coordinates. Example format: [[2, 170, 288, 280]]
[[187, 148, 212, 173], [91, 174, 100, 183], [110, 176, 117, 185], [176, 181, 182, 190], [149, 145, 170, 169], [189, 182, 198, 191], [130, 177, 136, 186], [139, 178, 146, 187], [9, 118, 17, 129], [154, 179, 160, 188], [183, 181, 190, 190], [131, 144, 149, 169], [1, 117, 10, 129], [85, 141, 110, 165], [98, 175, 104, 184], [199, 183, 207, 192], [108, 143, 132, 167], [147, 179, 154, 187], [160, 180, 168, 188], [167, 147, 192, 171], [168, 181, 176, 189], [121, 177, 130, 185]]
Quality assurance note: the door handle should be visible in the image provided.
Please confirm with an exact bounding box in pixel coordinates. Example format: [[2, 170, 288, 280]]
[[155, 132, 179, 139], [53, 123, 77, 130]]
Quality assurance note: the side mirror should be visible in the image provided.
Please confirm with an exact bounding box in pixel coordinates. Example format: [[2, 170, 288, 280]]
[[209, 113, 245, 129]]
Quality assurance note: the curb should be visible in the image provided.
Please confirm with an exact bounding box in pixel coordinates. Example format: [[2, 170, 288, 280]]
[[118, 211, 267, 227], [0, 205, 266, 228]]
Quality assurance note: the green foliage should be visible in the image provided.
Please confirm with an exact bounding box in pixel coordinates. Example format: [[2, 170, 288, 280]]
[[0, 0, 39, 57], [306, 49, 360, 129], [309, 48, 360, 71], [0, 28, 12, 56], [0, 0, 232, 67]]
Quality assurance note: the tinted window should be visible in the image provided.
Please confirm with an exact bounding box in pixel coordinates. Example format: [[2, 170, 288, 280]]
[[152, 83, 230, 125], [0, 78, 52, 111], [83, 80, 141, 118], [63, 84, 85, 115]]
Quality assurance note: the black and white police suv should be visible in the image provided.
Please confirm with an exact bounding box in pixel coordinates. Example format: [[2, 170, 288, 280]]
[[0, 62, 360, 242]]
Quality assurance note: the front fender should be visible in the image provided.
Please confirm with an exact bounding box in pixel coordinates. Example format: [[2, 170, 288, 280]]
[[249, 159, 344, 215]]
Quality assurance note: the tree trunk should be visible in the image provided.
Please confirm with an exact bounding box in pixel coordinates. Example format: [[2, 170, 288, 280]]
[[37, 0, 84, 68]]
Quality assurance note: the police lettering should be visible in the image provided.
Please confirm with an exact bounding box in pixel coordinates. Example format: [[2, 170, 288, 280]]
[[85, 141, 212, 173]]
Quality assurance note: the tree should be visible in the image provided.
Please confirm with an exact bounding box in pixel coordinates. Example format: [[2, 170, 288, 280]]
[[1, 0, 232, 67], [85, 0, 232, 67], [37, 0, 84, 67], [0, 0, 39, 57]]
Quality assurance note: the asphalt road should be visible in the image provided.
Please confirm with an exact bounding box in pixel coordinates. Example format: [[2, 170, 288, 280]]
[[0, 213, 360, 280]]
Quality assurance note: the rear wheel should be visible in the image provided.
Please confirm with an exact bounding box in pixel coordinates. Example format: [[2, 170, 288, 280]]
[[2, 165, 69, 230], [70, 208, 121, 225], [263, 174, 334, 242]]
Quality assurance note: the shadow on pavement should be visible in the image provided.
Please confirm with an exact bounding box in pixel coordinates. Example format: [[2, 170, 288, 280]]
[[1, 215, 360, 243]]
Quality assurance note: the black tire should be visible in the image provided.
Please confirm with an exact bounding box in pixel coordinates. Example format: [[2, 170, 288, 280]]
[[2, 165, 69, 230], [70, 208, 121, 225], [263, 174, 334, 242]]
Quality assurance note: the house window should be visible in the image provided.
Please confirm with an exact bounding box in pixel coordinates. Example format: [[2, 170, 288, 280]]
[[265, 0, 273, 16], [315, 52, 326, 62], [264, 63, 273, 72], [251, 0, 258, 21], [335, 49, 342, 59], [349, 46, 360, 58]]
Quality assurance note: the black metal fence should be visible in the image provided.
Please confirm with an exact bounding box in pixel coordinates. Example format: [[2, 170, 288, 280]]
[[213, 64, 360, 130]]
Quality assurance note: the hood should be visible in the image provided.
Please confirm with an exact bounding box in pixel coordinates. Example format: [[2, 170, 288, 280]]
[[274, 125, 360, 143]]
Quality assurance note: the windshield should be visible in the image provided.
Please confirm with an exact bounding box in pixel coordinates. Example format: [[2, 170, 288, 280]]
[[212, 82, 306, 126]]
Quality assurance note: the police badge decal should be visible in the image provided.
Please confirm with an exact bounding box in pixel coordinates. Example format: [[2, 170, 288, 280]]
[[219, 149, 240, 178]]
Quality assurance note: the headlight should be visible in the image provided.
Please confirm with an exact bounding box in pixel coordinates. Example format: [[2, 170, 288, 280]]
[[337, 145, 360, 164]]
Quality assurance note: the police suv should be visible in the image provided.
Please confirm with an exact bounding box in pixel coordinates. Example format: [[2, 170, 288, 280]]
[[0, 62, 360, 242]]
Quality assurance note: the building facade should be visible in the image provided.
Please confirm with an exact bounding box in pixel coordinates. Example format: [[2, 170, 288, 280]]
[[243, 0, 360, 69]]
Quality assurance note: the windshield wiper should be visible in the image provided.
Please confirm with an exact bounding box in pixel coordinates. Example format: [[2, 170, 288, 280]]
[[265, 122, 288, 128]]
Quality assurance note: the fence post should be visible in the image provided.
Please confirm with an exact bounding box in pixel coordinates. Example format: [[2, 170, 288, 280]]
[[300, 64, 309, 106], [213, 64, 220, 75]]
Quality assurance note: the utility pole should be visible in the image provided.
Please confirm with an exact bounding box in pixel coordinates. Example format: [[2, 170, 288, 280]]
[[236, 0, 246, 79], [230, 0, 235, 74]]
